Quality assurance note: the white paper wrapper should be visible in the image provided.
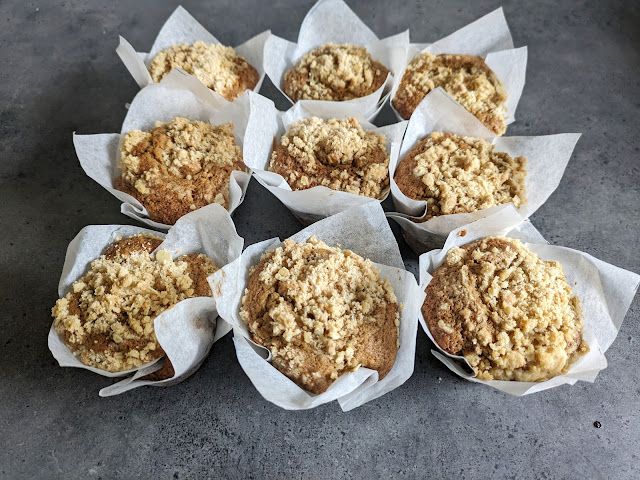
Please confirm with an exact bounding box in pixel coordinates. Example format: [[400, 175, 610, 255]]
[[74, 70, 275, 229], [209, 202, 424, 411], [116, 5, 269, 102], [263, 0, 409, 121], [387, 88, 580, 251], [47, 204, 244, 396], [389, 7, 527, 127], [418, 204, 640, 395], [241, 97, 408, 224]]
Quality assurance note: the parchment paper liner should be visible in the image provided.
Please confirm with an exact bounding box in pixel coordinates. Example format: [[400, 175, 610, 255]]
[[418, 204, 640, 395], [389, 7, 527, 128], [241, 97, 408, 225], [263, 0, 409, 121], [47, 204, 244, 396], [387, 88, 580, 252], [116, 5, 269, 103], [74, 70, 276, 229], [209, 202, 424, 411]]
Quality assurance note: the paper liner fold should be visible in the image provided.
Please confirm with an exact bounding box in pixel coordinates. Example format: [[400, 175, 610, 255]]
[[417, 204, 640, 395], [48, 204, 244, 396], [209, 202, 424, 410]]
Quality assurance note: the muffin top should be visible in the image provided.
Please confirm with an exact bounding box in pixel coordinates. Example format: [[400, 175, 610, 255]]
[[114, 117, 246, 225], [240, 236, 399, 394], [393, 52, 507, 135], [52, 234, 218, 372], [148, 41, 259, 101], [394, 132, 526, 221], [423, 237, 589, 382], [283, 43, 389, 102], [269, 116, 390, 198]]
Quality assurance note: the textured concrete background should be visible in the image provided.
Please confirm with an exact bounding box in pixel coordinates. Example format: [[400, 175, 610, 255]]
[[1, 0, 639, 478]]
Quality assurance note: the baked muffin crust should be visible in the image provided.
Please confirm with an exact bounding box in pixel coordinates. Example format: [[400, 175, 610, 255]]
[[423, 237, 589, 382], [283, 43, 389, 102], [52, 234, 218, 373], [394, 132, 526, 221], [114, 117, 247, 225], [148, 41, 259, 101], [240, 236, 399, 394], [392, 52, 507, 135], [269, 117, 390, 198]]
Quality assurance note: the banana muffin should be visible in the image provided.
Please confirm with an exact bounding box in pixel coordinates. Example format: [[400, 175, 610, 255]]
[[148, 41, 259, 101], [240, 236, 400, 394], [52, 234, 218, 373], [392, 52, 507, 135], [423, 237, 589, 382], [283, 43, 389, 102], [114, 117, 247, 225], [394, 132, 526, 221], [269, 116, 390, 198]]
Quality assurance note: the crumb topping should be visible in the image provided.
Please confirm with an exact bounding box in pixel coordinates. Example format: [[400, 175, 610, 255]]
[[423, 237, 589, 382], [393, 52, 507, 135], [240, 236, 400, 394], [52, 234, 218, 372], [269, 117, 390, 198], [283, 43, 389, 101], [114, 117, 246, 225], [148, 41, 259, 101], [394, 132, 526, 220]]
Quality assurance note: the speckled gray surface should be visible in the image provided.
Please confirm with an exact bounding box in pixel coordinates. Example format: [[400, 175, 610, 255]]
[[1, 1, 639, 478]]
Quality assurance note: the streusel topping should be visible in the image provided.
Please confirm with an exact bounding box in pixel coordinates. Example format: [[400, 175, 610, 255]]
[[394, 132, 526, 220], [148, 41, 259, 101], [115, 117, 246, 225], [52, 234, 218, 372], [423, 237, 588, 382], [283, 43, 389, 101], [240, 236, 399, 393], [269, 117, 390, 198], [393, 52, 507, 135]]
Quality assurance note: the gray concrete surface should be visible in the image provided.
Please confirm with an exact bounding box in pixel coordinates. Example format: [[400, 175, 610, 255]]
[[1, 0, 639, 478]]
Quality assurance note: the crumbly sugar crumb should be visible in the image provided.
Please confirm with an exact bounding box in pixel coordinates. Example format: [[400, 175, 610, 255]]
[[283, 43, 389, 101], [269, 117, 390, 198], [52, 234, 218, 372], [240, 236, 400, 393], [394, 132, 527, 220], [115, 117, 246, 225], [148, 41, 259, 101], [393, 52, 507, 135], [423, 237, 589, 382]]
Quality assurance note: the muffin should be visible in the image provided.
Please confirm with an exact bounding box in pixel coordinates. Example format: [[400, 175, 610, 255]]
[[283, 43, 389, 102], [423, 237, 589, 382], [240, 236, 400, 394], [394, 132, 526, 221], [269, 117, 390, 198], [52, 234, 218, 373], [393, 52, 507, 135], [148, 41, 259, 101], [114, 117, 247, 225]]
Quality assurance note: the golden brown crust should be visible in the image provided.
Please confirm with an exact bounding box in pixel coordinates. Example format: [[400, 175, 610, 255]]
[[114, 117, 247, 225], [392, 52, 507, 135], [283, 43, 389, 102], [394, 132, 526, 221], [52, 235, 218, 372], [240, 236, 399, 394], [422, 237, 589, 382], [268, 117, 390, 198], [148, 41, 259, 101]]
